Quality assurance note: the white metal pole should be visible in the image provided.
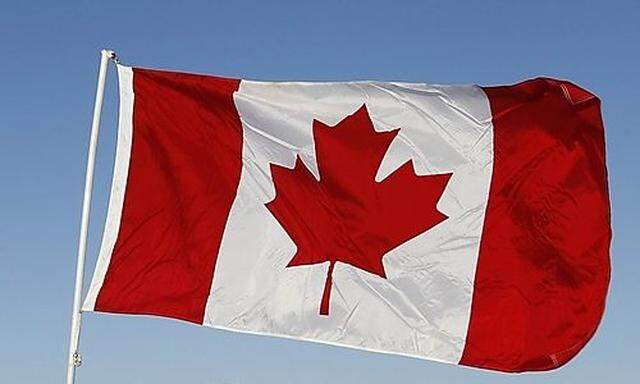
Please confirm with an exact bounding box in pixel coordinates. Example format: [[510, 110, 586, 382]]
[[66, 49, 116, 384]]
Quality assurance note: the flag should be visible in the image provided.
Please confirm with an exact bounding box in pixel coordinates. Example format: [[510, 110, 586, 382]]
[[83, 65, 611, 372]]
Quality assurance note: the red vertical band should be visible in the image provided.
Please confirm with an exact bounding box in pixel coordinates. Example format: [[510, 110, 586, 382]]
[[461, 78, 611, 371], [94, 68, 243, 324]]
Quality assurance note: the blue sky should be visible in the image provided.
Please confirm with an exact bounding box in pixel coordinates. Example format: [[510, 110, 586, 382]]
[[1, 1, 638, 383]]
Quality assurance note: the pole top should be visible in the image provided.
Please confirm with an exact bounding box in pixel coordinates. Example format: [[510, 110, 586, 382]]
[[101, 49, 120, 64]]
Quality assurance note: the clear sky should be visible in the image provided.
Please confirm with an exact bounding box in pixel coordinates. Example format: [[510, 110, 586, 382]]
[[1, 1, 638, 383]]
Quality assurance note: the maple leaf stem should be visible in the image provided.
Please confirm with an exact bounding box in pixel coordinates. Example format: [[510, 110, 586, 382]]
[[319, 261, 335, 316]]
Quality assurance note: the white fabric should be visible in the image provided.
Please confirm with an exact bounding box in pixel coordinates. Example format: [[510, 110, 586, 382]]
[[204, 80, 494, 364]]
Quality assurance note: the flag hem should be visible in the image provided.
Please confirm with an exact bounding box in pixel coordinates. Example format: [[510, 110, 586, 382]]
[[82, 64, 135, 311]]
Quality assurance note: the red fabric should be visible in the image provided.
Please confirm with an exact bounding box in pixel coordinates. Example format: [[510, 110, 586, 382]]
[[460, 78, 611, 372], [94, 68, 243, 324]]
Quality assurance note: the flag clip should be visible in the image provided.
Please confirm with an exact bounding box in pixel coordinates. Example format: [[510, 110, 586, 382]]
[[72, 351, 82, 368], [104, 49, 120, 65]]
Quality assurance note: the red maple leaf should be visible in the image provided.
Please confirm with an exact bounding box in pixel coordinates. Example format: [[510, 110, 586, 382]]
[[266, 105, 452, 316]]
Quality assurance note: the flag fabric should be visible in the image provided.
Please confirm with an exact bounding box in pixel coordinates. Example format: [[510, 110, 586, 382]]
[[83, 65, 611, 372]]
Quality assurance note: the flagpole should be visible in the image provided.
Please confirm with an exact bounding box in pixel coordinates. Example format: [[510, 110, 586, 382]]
[[66, 49, 117, 384]]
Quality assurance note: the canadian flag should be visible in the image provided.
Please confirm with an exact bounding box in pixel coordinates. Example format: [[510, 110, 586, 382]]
[[83, 65, 611, 372]]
